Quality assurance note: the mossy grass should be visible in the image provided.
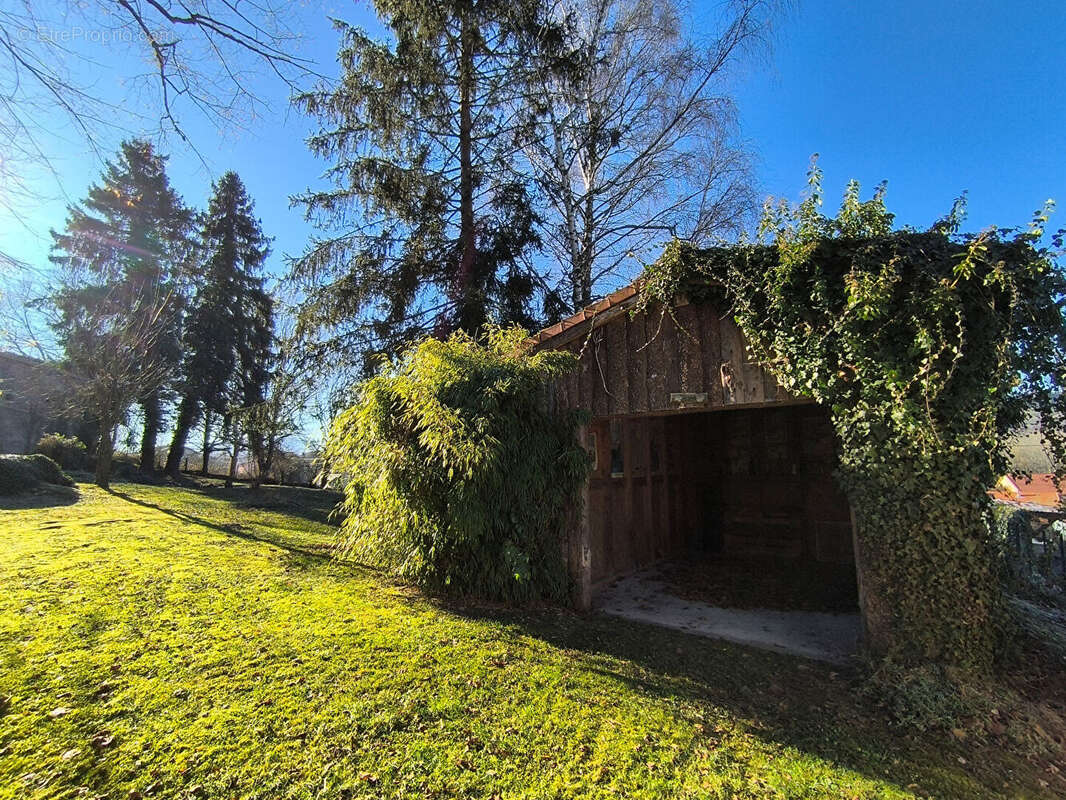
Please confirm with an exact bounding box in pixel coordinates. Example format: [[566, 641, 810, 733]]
[[1, 482, 1063, 799]]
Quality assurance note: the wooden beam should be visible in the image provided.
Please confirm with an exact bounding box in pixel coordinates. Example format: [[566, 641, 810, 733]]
[[532, 294, 642, 352], [572, 424, 593, 611]]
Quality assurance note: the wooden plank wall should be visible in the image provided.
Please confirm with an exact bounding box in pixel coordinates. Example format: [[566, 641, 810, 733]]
[[713, 405, 853, 562], [581, 405, 853, 588], [586, 416, 685, 584], [546, 298, 784, 416]]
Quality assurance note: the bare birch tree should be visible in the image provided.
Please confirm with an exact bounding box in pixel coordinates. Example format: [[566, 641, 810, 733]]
[[523, 0, 769, 312], [59, 284, 177, 488], [239, 356, 307, 489]]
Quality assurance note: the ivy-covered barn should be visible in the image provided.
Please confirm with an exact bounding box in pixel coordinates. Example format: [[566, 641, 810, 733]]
[[531, 281, 857, 612]]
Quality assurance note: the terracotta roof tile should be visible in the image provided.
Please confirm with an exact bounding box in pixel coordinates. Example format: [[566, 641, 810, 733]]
[[990, 473, 1062, 510], [529, 280, 644, 347]]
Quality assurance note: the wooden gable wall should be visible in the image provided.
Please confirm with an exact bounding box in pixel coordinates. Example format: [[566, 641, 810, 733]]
[[543, 297, 797, 416]]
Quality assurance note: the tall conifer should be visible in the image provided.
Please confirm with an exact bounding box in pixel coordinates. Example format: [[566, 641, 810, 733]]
[[291, 0, 558, 367], [50, 140, 193, 472], [165, 171, 272, 476]]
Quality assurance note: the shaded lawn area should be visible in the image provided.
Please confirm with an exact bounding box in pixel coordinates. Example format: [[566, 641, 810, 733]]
[[0, 483, 1063, 799]]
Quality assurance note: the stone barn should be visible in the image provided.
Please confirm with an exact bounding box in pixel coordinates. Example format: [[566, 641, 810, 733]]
[[531, 282, 858, 618]]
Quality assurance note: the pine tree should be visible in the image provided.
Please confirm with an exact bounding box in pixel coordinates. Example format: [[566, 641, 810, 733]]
[[164, 172, 272, 476], [50, 139, 193, 476], [291, 0, 559, 368], [218, 280, 274, 488], [234, 288, 275, 479]]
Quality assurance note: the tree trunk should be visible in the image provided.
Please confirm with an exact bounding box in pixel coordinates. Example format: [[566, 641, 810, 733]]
[[261, 430, 278, 488], [139, 390, 162, 472], [246, 422, 264, 491], [165, 395, 199, 476], [575, 113, 599, 309], [95, 423, 115, 490], [455, 3, 478, 333], [226, 431, 240, 489], [201, 410, 214, 476], [547, 113, 583, 313]]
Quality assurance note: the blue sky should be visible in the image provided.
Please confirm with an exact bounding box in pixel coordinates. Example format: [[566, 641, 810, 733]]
[[2, 0, 1064, 290], [741, 0, 1066, 232]]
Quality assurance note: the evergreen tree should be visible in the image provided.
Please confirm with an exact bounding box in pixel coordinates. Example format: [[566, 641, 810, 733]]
[[234, 290, 275, 478], [219, 281, 274, 488], [50, 140, 193, 473], [291, 0, 559, 369], [164, 172, 272, 476]]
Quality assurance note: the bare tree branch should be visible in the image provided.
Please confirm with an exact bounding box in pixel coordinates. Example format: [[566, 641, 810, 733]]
[[522, 0, 770, 311], [0, 0, 320, 267]]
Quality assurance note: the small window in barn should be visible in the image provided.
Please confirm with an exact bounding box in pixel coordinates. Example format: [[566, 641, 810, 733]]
[[609, 420, 624, 478]]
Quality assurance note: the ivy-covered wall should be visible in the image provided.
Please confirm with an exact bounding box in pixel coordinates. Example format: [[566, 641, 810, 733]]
[[641, 170, 1066, 667]]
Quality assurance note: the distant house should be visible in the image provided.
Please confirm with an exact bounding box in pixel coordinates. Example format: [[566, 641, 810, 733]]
[[991, 474, 1063, 515], [991, 474, 1066, 581], [0, 352, 89, 454]]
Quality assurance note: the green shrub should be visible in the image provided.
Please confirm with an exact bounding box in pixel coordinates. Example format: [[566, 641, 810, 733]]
[[0, 454, 75, 495], [993, 506, 1066, 604], [863, 660, 1027, 738], [35, 433, 89, 470], [324, 327, 590, 603], [0, 457, 39, 495]]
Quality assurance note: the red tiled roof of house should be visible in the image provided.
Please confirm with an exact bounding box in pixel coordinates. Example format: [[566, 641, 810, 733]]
[[990, 473, 1062, 510]]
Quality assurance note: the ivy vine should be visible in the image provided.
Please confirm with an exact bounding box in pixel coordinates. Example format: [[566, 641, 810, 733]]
[[641, 161, 1066, 667]]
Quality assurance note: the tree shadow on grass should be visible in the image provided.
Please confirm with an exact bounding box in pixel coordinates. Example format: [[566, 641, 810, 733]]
[[174, 480, 343, 527], [108, 488, 336, 569], [109, 473, 343, 527], [444, 602, 1064, 799]]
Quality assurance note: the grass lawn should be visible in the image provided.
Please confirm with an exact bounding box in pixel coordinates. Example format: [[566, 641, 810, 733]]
[[1, 482, 1064, 799]]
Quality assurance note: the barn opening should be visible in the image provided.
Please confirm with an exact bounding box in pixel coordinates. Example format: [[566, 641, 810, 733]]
[[583, 404, 858, 613]]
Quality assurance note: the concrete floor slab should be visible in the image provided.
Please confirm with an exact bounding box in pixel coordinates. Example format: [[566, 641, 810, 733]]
[[596, 572, 861, 663]]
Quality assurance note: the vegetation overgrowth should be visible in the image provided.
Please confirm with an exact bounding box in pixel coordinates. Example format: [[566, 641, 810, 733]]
[[1, 482, 1064, 799], [42, 140, 294, 491], [641, 162, 1066, 669], [993, 506, 1066, 604], [33, 434, 88, 471], [323, 327, 589, 602], [0, 454, 74, 495]]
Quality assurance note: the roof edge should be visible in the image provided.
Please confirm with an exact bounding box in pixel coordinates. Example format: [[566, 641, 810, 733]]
[[528, 280, 645, 350]]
